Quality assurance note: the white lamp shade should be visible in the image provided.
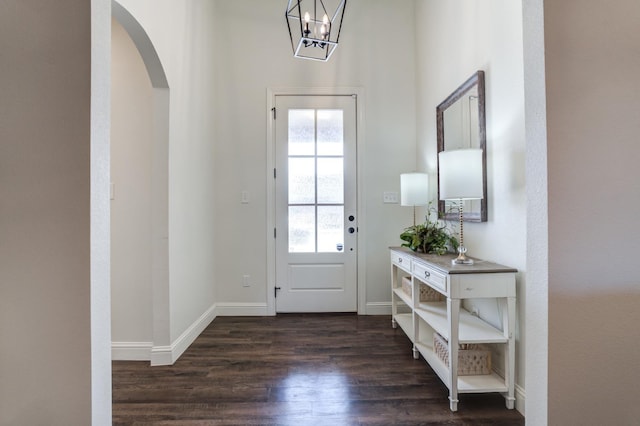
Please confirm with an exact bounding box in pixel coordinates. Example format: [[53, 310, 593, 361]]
[[438, 149, 484, 200], [400, 173, 429, 206]]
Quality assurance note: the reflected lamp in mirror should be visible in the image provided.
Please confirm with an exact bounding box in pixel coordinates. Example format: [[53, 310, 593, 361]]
[[401, 172, 429, 226], [437, 70, 487, 222], [438, 149, 483, 265]]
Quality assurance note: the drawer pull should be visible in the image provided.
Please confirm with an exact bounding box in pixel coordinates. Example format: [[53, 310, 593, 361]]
[[398, 258, 403, 263], [424, 271, 430, 278], [465, 287, 474, 291]]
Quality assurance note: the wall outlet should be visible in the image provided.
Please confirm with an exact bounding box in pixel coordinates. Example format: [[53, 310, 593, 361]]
[[242, 275, 250, 287]]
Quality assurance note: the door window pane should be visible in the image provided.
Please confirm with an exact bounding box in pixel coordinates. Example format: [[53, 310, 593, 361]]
[[289, 110, 315, 156], [289, 206, 316, 252], [317, 109, 344, 156], [289, 158, 315, 204], [318, 206, 344, 252], [287, 107, 346, 253], [317, 158, 344, 204]]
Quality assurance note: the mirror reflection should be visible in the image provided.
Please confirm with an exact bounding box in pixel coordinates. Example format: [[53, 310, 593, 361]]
[[437, 71, 487, 222]]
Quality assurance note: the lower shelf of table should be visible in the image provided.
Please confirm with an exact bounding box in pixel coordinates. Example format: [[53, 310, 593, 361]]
[[393, 313, 508, 394], [393, 313, 413, 338], [414, 341, 508, 394]]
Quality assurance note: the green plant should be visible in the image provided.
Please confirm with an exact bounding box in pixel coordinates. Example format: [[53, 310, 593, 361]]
[[399, 203, 458, 254]]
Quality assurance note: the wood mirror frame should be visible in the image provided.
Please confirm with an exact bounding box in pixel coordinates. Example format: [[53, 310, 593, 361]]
[[437, 70, 487, 222]]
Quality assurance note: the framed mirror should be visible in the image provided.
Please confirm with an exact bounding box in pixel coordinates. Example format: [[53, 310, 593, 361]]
[[437, 70, 487, 222]]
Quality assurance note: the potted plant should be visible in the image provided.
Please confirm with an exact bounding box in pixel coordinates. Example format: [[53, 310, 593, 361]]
[[400, 203, 458, 254]]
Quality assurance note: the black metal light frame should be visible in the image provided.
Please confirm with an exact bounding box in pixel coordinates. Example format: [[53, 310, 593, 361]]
[[285, 0, 347, 61]]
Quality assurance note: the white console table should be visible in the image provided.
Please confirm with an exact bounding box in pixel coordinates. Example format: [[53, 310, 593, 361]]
[[390, 247, 517, 412]]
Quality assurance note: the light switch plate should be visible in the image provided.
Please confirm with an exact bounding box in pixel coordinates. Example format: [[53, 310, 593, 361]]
[[383, 191, 399, 204]]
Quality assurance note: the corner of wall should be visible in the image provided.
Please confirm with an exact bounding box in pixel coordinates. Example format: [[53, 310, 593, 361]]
[[522, 0, 548, 422], [150, 303, 217, 366]]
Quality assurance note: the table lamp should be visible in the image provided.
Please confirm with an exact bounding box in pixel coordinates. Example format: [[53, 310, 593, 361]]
[[438, 149, 484, 265], [401, 172, 429, 226]]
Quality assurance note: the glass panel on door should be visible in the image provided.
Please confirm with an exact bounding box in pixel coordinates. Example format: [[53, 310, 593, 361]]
[[287, 109, 345, 254]]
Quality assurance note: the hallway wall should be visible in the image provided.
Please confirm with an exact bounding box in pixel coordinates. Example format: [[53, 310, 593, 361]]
[[414, 0, 527, 413], [0, 0, 111, 424], [211, 0, 418, 313], [544, 0, 640, 423], [116, 0, 218, 350]]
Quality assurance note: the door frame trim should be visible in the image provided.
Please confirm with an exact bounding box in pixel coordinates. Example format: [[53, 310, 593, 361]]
[[266, 87, 366, 315]]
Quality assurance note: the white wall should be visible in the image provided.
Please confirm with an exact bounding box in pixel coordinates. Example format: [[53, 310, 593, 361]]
[[0, 0, 112, 424], [414, 0, 527, 413], [111, 18, 154, 352], [544, 0, 640, 423], [116, 0, 218, 351], [212, 0, 417, 313]]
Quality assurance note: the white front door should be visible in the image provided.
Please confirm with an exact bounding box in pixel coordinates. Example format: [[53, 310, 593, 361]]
[[274, 95, 358, 313]]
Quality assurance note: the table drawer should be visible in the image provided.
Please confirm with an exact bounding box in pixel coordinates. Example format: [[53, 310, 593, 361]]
[[449, 273, 515, 298], [390, 251, 412, 272], [412, 260, 447, 294]]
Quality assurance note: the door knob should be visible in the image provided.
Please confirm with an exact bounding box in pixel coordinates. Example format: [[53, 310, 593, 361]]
[[348, 227, 355, 234]]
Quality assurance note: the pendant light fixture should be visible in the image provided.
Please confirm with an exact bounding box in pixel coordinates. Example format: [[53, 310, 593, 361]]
[[285, 0, 347, 62]]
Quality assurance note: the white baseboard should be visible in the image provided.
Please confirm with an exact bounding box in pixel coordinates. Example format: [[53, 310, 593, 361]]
[[149, 345, 173, 366], [111, 341, 153, 361], [150, 303, 217, 366], [213, 302, 390, 316], [214, 302, 269, 316], [364, 302, 392, 315], [114, 302, 266, 365], [515, 383, 526, 415]]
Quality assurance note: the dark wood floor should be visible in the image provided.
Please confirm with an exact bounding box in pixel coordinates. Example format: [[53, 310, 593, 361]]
[[112, 314, 524, 425]]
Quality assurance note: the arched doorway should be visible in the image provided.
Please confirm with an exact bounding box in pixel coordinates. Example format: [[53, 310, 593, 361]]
[[111, 0, 171, 365]]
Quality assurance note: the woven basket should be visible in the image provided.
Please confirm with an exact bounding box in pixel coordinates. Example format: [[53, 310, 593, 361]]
[[419, 283, 444, 302], [401, 277, 444, 302], [401, 276, 412, 297], [433, 332, 491, 376]]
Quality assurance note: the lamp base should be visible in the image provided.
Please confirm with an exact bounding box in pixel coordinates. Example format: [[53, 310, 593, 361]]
[[452, 245, 474, 265], [452, 255, 474, 265]]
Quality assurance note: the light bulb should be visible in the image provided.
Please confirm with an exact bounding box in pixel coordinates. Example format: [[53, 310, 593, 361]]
[[303, 12, 310, 34]]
